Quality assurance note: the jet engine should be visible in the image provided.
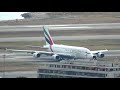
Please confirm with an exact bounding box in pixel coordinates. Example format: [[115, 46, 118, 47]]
[[97, 53, 104, 58], [52, 54, 61, 60], [33, 53, 41, 58]]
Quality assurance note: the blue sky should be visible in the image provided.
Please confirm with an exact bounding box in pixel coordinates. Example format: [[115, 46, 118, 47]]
[[0, 12, 27, 21]]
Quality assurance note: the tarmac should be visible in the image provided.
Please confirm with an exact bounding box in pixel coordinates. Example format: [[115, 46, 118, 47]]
[[0, 71, 37, 78], [1, 23, 120, 32], [0, 35, 120, 42]]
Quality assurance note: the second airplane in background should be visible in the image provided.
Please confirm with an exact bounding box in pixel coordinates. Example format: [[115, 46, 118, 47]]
[[7, 26, 108, 61]]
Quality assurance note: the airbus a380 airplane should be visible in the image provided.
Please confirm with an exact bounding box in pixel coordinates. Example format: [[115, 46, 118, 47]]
[[7, 26, 108, 61]]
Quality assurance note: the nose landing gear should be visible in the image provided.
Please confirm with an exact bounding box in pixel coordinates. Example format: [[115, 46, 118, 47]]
[[93, 56, 97, 60]]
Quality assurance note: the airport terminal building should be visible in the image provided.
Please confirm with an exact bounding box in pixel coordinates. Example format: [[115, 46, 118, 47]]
[[37, 60, 120, 78]]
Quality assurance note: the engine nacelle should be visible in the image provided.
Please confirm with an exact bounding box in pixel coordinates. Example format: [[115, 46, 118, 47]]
[[97, 53, 104, 58], [33, 53, 41, 58], [52, 54, 61, 60]]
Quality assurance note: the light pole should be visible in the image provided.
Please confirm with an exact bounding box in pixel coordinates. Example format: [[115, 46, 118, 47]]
[[3, 54, 5, 78], [3, 48, 6, 78]]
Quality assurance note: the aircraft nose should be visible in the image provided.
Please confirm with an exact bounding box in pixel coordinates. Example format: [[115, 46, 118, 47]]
[[86, 53, 93, 59]]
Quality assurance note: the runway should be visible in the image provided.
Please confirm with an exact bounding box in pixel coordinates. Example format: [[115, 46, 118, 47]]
[[0, 55, 57, 62], [1, 23, 120, 32], [0, 71, 37, 78], [0, 35, 120, 42]]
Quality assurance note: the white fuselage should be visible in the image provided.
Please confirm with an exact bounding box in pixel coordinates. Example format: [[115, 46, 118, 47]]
[[44, 44, 94, 59]]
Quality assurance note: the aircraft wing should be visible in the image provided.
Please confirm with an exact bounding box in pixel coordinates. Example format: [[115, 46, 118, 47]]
[[7, 49, 34, 52], [25, 45, 49, 49], [6, 49, 74, 58], [91, 50, 108, 54], [6, 49, 53, 55]]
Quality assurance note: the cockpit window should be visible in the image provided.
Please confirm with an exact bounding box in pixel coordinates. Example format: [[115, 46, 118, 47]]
[[85, 50, 91, 54], [87, 52, 91, 54]]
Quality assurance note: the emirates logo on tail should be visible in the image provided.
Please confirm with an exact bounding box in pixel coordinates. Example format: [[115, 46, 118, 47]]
[[43, 26, 54, 45]]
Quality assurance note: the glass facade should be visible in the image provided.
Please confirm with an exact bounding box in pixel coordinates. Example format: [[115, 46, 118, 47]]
[[38, 69, 106, 78], [38, 63, 120, 78], [48, 64, 120, 72]]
